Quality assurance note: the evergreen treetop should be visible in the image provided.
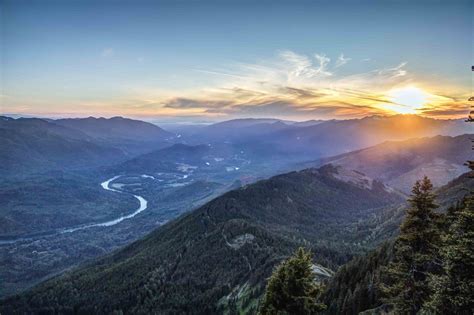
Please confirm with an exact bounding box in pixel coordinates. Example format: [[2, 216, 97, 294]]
[[259, 247, 326, 315], [384, 176, 441, 315]]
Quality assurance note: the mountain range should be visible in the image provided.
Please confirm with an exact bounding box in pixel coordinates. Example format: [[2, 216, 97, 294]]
[[1, 114, 469, 179], [0, 116, 176, 178], [0, 114, 471, 313], [182, 115, 469, 159], [0, 117, 125, 177]]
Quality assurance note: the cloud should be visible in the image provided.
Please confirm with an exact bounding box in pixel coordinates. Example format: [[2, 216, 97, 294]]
[[207, 101, 299, 117], [163, 97, 233, 109], [209, 98, 389, 120], [278, 86, 327, 99], [314, 54, 332, 76], [193, 69, 251, 80], [419, 102, 470, 118], [278, 51, 332, 83], [122, 50, 466, 120], [335, 54, 351, 68], [380, 62, 407, 78], [155, 84, 396, 120], [335, 88, 395, 104]]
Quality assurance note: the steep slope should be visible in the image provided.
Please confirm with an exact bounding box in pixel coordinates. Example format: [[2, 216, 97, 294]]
[[322, 241, 395, 315], [316, 134, 472, 193], [322, 172, 473, 315], [1, 165, 403, 314], [0, 117, 126, 177]]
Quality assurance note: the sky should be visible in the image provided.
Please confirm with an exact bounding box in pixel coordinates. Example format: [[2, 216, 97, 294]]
[[1, 0, 472, 122]]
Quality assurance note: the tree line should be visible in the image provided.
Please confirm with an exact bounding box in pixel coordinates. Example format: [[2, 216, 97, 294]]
[[259, 176, 473, 314]]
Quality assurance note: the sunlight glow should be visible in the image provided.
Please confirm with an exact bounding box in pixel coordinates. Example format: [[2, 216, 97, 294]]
[[388, 86, 428, 114]]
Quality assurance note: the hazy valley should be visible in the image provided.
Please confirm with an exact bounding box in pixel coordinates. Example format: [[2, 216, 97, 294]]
[[0, 113, 472, 314]]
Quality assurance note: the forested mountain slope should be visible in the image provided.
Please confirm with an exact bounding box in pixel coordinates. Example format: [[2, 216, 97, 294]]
[[55, 116, 175, 155], [0, 172, 137, 238], [55, 116, 172, 142], [0, 165, 403, 314], [322, 172, 473, 315], [0, 117, 126, 177]]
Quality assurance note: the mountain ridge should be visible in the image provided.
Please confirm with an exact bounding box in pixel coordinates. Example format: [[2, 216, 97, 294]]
[[314, 134, 472, 193]]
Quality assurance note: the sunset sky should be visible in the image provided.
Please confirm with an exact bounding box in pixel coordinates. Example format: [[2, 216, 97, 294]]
[[1, 0, 472, 122]]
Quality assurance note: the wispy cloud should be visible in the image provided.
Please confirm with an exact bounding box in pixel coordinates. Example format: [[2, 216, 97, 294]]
[[164, 97, 233, 109], [278, 51, 333, 82], [45, 49, 467, 120], [335, 54, 351, 68], [380, 62, 407, 78], [193, 69, 251, 80]]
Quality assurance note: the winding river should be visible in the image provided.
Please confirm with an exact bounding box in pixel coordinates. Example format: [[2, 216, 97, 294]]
[[0, 176, 149, 244], [63, 175, 148, 232]]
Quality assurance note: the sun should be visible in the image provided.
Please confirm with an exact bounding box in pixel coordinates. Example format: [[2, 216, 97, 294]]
[[387, 86, 428, 114]]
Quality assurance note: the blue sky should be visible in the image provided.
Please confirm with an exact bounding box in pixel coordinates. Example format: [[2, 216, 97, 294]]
[[1, 0, 472, 121]]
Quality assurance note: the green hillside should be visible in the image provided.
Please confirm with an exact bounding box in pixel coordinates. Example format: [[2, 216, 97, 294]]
[[1, 165, 403, 314]]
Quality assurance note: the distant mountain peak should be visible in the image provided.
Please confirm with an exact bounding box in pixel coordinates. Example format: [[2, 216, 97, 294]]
[[0, 116, 14, 121], [54, 116, 173, 142]]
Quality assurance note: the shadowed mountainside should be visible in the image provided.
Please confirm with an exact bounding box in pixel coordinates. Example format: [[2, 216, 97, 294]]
[[1, 165, 404, 314], [0, 117, 126, 177], [55, 116, 174, 155]]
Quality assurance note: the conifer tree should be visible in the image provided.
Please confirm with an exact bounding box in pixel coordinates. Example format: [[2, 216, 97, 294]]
[[259, 247, 326, 315], [427, 107, 474, 314], [383, 176, 441, 314], [426, 196, 474, 314]]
